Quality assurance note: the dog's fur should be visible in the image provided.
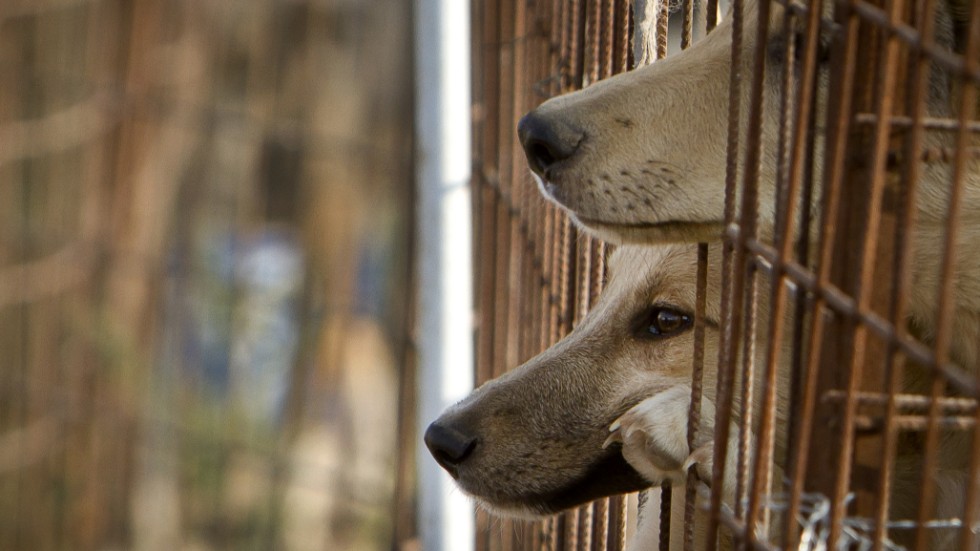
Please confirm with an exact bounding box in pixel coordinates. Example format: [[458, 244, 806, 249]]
[[428, 243, 792, 548], [427, 244, 746, 509], [521, 0, 980, 369], [428, 243, 965, 548]]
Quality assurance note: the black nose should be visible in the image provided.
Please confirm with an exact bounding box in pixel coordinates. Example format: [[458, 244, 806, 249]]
[[517, 111, 584, 177], [424, 421, 477, 478]]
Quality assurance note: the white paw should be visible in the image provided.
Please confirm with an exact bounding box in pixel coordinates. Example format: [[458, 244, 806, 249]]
[[605, 386, 715, 485]]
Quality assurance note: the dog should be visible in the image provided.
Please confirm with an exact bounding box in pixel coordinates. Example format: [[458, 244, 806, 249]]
[[425, 243, 782, 549], [425, 0, 979, 548], [518, 0, 980, 370], [510, 0, 978, 546], [425, 243, 969, 549]]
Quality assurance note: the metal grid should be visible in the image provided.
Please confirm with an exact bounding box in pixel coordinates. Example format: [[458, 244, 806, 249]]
[[471, 1, 632, 548], [0, 1, 414, 549], [472, 0, 980, 550], [711, 0, 980, 549]]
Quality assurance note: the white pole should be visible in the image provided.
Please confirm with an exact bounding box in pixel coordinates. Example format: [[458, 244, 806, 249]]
[[414, 0, 475, 550]]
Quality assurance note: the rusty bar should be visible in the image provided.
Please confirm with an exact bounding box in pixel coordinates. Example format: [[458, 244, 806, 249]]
[[959, 13, 980, 549], [615, 494, 629, 551], [963, 398, 980, 551], [706, 0, 718, 31], [616, 0, 630, 71], [854, 112, 980, 132], [681, 0, 694, 49], [826, 0, 906, 543], [659, 484, 672, 551], [823, 390, 976, 412], [656, 0, 668, 59], [791, 0, 862, 544], [849, 0, 980, 81], [568, 0, 584, 91], [735, 268, 759, 522], [564, 505, 580, 550], [725, 0, 772, 544], [871, 0, 941, 546], [601, 0, 614, 79], [776, 0, 827, 545], [587, 0, 601, 85], [713, 505, 783, 551], [579, 504, 594, 550], [704, 0, 748, 543], [728, 228, 978, 396], [684, 243, 709, 551], [594, 498, 609, 551], [747, 14, 797, 538], [851, 414, 978, 431], [915, 0, 980, 546]]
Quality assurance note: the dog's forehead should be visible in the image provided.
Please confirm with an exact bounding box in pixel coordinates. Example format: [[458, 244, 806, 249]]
[[607, 245, 697, 298]]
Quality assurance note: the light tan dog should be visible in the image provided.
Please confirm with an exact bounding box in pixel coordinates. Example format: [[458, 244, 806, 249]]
[[424, 244, 967, 549], [509, 0, 979, 547], [425, 0, 978, 548], [518, 0, 980, 370], [425, 243, 777, 549]]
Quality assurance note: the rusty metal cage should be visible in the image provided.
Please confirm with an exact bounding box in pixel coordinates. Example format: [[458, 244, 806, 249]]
[[471, 1, 632, 548], [0, 1, 415, 550], [471, 0, 980, 550]]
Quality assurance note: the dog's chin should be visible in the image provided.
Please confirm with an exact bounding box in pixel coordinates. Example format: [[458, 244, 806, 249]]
[[464, 450, 651, 518], [572, 215, 725, 245]]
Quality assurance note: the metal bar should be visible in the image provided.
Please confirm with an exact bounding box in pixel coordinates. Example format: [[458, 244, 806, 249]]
[[705, 0, 748, 543], [853, 113, 980, 133], [851, 414, 978, 431], [872, 0, 940, 546], [778, 0, 826, 544], [728, 228, 979, 397], [681, 0, 694, 49], [685, 242, 709, 551], [793, 0, 861, 544], [963, 400, 980, 551], [736, 268, 759, 522], [829, 0, 906, 543], [849, 0, 980, 82], [602, 0, 614, 78], [656, 0, 668, 59], [915, 0, 980, 546], [728, 0, 772, 544], [659, 484, 672, 551], [823, 390, 976, 412], [595, 498, 609, 551]]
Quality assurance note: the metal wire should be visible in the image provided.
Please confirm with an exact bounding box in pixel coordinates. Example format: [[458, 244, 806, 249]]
[[471, 0, 980, 549]]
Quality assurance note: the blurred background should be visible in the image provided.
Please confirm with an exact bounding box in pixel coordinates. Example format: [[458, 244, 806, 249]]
[[0, 0, 417, 549]]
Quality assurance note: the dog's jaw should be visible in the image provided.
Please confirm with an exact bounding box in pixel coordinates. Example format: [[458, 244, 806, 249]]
[[460, 448, 651, 517], [532, 173, 725, 244]]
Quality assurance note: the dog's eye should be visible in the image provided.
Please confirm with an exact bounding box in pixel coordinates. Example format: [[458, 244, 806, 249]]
[[632, 306, 693, 339]]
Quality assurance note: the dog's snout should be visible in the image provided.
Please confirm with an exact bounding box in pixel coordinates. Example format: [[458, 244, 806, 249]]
[[424, 420, 477, 477], [517, 111, 584, 177]]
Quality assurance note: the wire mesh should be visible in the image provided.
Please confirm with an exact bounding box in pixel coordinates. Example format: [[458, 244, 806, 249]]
[[471, 1, 633, 549], [474, 0, 980, 549], [0, 1, 415, 550]]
